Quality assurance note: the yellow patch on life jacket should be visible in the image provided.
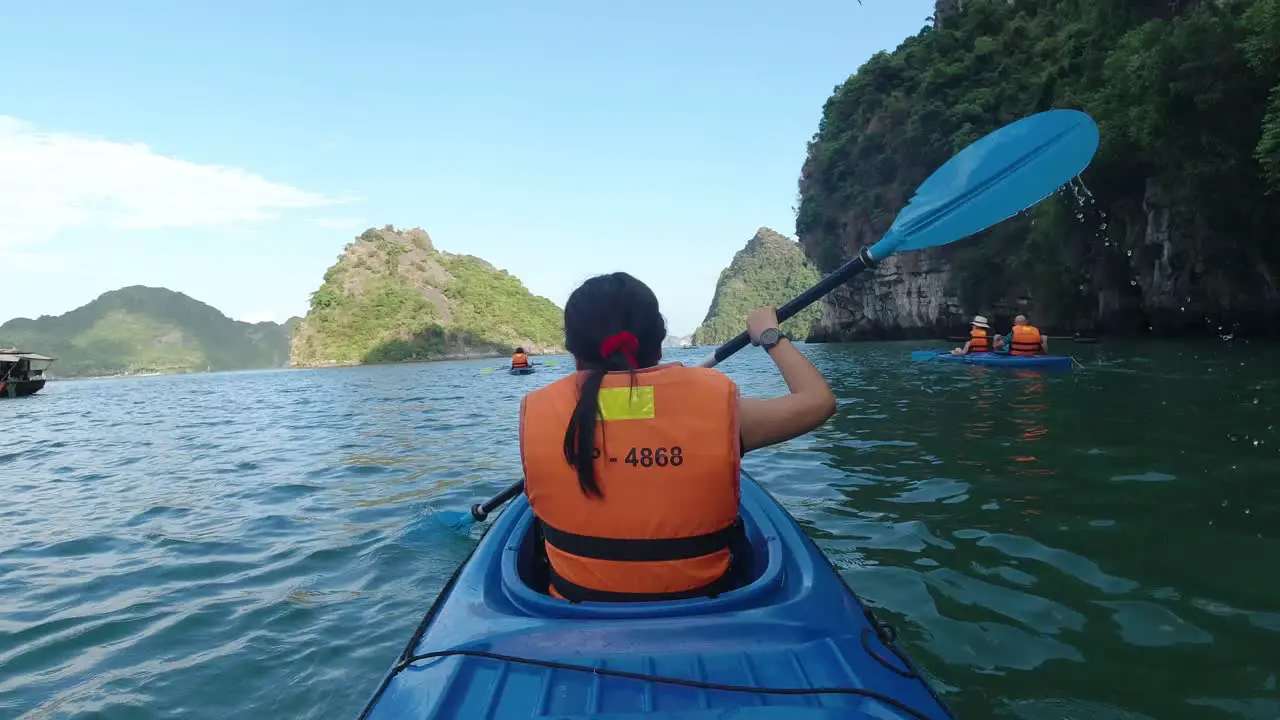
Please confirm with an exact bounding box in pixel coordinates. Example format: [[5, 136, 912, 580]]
[[597, 385, 655, 421]]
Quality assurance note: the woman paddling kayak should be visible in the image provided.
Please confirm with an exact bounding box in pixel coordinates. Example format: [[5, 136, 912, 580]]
[[519, 271, 837, 602]]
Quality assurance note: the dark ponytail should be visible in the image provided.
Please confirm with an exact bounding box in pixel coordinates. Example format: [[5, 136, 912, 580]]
[[561, 273, 666, 498]]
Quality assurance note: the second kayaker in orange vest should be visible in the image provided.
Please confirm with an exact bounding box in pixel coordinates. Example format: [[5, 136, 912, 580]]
[[519, 272, 837, 603], [1005, 315, 1048, 356], [511, 347, 531, 369], [952, 315, 992, 355]]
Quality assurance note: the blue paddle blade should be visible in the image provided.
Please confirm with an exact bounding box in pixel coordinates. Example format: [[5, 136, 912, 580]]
[[868, 109, 1100, 258], [910, 350, 945, 361]]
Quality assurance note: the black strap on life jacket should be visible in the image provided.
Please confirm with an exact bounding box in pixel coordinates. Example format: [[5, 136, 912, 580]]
[[1010, 335, 1041, 354], [539, 518, 744, 603], [540, 518, 741, 563], [549, 563, 738, 603]]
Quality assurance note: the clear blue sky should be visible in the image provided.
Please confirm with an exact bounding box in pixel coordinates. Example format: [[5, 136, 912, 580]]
[[1, 0, 933, 336]]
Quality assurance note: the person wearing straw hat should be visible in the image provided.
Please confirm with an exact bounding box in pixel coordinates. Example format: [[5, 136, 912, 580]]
[[951, 315, 994, 355]]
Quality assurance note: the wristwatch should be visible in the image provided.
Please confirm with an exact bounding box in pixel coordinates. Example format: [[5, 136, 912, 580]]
[[757, 327, 787, 351]]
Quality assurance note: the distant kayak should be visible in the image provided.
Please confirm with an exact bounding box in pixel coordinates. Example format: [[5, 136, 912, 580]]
[[911, 350, 1072, 371], [509, 367, 536, 375], [358, 472, 957, 719]]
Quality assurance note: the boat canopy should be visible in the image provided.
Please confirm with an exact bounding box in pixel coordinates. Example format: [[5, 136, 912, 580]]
[[0, 351, 57, 368]]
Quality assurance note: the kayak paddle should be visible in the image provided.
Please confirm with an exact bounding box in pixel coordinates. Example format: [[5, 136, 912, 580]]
[[439, 108, 1100, 529]]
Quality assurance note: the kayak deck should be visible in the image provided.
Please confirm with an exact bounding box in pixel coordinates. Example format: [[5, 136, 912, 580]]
[[910, 350, 1072, 371], [360, 473, 954, 719], [509, 367, 536, 375]]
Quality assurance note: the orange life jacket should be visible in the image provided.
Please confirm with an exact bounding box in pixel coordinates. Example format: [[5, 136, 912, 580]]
[[969, 327, 990, 353], [520, 362, 742, 603], [1010, 324, 1043, 356], [511, 353, 530, 369]]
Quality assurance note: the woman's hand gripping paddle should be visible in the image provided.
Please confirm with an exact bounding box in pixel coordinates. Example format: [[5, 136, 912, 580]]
[[435, 109, 1100, 531]]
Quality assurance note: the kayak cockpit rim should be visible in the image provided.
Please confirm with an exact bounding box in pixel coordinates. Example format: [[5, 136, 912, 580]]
[[500, 485, 787, 618]]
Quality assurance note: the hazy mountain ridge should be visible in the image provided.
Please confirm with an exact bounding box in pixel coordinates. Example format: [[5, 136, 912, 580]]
[[0, 286, 297, 377]]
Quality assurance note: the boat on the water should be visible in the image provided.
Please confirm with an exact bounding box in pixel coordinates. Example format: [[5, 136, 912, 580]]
[[0, 349, 56, 398], [358, 472, 956, 720], [509, 366, 536, 376], [910, 350, 1072, 371]]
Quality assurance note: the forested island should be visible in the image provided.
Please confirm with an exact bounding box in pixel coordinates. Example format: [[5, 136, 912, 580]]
[[289, 226, 565, 367]]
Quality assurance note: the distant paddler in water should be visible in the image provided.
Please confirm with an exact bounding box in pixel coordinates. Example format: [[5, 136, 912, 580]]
[[951, 315, 993, 355], [951, 314, 1049, 356], [510, 347, 531, 370], [508, 347, 537, 375]]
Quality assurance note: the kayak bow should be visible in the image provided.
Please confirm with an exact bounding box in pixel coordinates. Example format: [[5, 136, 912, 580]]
[[359, 471, 956, 720]]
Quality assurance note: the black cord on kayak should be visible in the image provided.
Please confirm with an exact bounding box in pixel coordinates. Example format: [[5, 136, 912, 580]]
[[389, 648, 940, 720], [861, 626, 916, 680]]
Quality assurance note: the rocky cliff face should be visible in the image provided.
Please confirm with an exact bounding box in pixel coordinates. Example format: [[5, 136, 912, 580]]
[[806, 248, 964, 341]]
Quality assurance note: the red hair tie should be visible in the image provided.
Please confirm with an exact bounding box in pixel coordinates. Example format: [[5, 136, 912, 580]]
[[599, 331, 639, 368]]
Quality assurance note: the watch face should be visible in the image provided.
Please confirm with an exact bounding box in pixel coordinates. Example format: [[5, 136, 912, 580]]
[[760, 328, 780, 346]]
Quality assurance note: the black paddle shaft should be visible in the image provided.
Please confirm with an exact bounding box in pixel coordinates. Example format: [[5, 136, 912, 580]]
[[471, 480, 524, 522], [469, 247, 879, 521], [706, 246, 877, 366]]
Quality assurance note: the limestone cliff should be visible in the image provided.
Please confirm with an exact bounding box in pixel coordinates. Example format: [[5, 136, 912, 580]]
[[693, 228, 823, 345], [797, 0, 1280, 339]]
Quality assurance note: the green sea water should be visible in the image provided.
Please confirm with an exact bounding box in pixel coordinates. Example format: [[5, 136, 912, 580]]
[[2, 340, 1276, 718]]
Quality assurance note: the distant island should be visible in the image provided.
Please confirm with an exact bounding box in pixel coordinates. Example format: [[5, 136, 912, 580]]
[[692, 228, 822, 346], [662, 334, 694, 349], [290, 226, 565, 367], [0, 286, 297, 378]]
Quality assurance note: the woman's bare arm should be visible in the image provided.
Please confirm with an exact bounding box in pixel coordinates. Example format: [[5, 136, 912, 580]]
[[738, 307, 837, 453]]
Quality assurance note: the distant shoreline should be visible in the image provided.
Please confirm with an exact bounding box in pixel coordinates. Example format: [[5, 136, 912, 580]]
[[289, 347, 567, 370]]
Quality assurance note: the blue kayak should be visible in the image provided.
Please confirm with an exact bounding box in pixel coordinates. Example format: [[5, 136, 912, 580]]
[[910, 350, 1072, 371], [509, 367, 536, 375], [358, 472, 956, 720]]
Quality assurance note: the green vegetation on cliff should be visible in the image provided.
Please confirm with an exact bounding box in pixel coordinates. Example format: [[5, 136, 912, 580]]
[[0, 286, 296, 377], [291, 226, 564, 365], [798, 0, 1280, 334], [692, 228, 822, 345]]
